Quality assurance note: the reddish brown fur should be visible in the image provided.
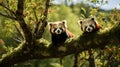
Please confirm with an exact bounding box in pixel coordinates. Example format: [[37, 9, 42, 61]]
[[0, 39, 5, 45], [96, 23, 101, 29], [66, 29, 75, 38]]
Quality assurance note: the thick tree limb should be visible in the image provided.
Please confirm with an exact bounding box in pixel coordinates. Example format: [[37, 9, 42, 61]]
[[0, 24, 120, 67]]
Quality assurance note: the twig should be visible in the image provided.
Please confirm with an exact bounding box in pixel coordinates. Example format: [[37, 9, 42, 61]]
[[0, 3, 16, 15], [33, 8, 38, 22], [33, 7, 40, 35], [12, 37, 23, 43], [14, 24, 25, 41], [36, 0, 50, 39], [5, 0, 10, 8], [0, 12, 17, 20], [34, 21, 40, 36], [73, 52, 79, 67]]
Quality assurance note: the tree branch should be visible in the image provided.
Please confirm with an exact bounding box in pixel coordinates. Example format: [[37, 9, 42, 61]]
[[16, 0, 33, 43], [33, 8, 38, 22], [0, 3, 16, 15], [13, 24, 25, 42], [0, 24, 120, 67], [0, 12, 17, 20], [33, 7, 40, 36], [35, 0, 50, 39]]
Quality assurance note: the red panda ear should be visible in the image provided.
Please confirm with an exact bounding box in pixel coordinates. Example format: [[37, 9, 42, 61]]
[[48, 22, 53, 28], [62, 20, 67, 28], [80, 20, 82, 24], [62, 20, 67, 24], [91, 17, 95, 21], [78, 17, 83, 25], [48, 23, 52, 26], [78, 20, 82, 25]]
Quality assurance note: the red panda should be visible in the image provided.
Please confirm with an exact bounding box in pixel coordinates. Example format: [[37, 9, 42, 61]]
[[48, 20, 75, 46], [78, 18, 101, 34]]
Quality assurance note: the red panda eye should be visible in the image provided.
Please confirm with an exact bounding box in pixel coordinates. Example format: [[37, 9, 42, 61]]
[[59, 27, 63, 30], [53, 28, 57, 32], [90, 25, 93, 27]]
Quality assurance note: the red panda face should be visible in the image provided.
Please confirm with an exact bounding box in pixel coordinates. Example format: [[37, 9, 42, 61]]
[[78, 18, 98, 33], [48, 20, 67, 34]]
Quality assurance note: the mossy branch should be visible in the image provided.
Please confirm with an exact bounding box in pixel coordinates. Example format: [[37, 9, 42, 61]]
[[0, 24, 120, 67]]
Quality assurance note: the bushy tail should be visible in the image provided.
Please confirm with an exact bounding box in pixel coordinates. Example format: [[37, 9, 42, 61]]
[[66, 29, 75, 38]]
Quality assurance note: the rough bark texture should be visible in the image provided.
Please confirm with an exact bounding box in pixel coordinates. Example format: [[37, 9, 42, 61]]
[[0, 24, 120, 67]]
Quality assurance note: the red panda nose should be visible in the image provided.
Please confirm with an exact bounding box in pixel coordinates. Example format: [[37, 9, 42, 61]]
[[88, 28, 90, 31], [57, 30, 60, 33]]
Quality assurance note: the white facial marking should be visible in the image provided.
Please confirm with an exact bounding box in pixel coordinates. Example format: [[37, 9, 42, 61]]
[[92, 24, 96, 28], [55, 28, 62, 34], [86, 26, 93, 32]]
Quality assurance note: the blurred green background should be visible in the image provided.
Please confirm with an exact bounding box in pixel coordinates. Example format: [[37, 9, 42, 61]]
[[0, 0, 120, 67]]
